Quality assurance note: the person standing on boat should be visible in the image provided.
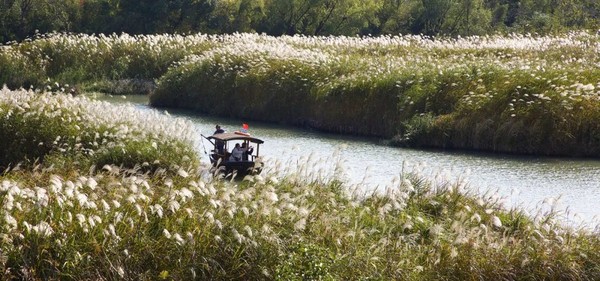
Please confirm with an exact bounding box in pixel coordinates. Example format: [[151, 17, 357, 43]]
[[214, 125, 225, 135], [241, 142, 253, 161], [214, 125, 226, 155]]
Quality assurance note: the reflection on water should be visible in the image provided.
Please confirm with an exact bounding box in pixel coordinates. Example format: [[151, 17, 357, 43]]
[[105, 95, 600, 227]]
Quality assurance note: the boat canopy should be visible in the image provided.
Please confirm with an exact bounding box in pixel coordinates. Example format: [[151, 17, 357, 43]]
[[207, 132, 264, 144]]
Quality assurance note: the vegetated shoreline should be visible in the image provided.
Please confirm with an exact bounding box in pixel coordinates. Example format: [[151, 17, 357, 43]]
[[2, 88, 600, 280], [0, 87, 198, 172], [149, 32, 600, 158], [2, 31, 600, 158]]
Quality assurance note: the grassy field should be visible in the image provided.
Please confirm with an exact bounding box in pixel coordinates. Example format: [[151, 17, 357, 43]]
[[0, 88, 599, 279], [2, 32, 600, 156]]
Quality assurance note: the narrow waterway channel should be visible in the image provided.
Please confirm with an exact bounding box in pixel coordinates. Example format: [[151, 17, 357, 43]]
[[105, 95, 600, 227]]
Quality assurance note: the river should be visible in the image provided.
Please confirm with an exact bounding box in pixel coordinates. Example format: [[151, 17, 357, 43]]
[[106, 95, 600, 227]]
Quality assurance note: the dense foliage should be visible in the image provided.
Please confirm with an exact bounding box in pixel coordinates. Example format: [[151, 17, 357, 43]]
[[150, 32, 600, 156], [1, 2, 600, 278], [1, 88, 600, 279], [1, 0, 599, 43], [0, 33, 215, 91], [5, 164, 600, 280], [0, 87, 198, 171], [2, 32, 600, 156]]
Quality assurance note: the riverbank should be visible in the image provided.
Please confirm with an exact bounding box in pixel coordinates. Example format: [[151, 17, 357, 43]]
[[0, 87, 198, 172], [150, 32, 600, 157], [2, 32, 600, 157], [1, 89, 600, 280], [101, 94, 600, 225]]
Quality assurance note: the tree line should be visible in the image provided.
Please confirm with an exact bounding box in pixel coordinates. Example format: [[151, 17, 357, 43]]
[[1, 0, 599, 42]]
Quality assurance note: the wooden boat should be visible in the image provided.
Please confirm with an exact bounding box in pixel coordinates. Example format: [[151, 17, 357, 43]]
[[205, 132, 264, 177]]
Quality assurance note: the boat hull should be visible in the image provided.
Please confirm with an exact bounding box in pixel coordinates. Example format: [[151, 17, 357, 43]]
[[211, 161, 263, 178]]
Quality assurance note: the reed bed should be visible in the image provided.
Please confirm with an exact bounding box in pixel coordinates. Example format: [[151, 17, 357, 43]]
[[2, 149, 600, 279], [0, 88, 599, 280], [150, 32, 600, 156], [2, 32, 600, 156], [0, 32, 216, 91], [0, 87, 198, 172]]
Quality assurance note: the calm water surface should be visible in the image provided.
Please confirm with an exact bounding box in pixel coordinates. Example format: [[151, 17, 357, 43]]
[[109, 95, 600, 227]]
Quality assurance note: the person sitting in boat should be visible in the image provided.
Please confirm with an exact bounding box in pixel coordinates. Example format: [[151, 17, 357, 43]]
[[229, 143, 244, 162], [241, 142, 253, 161]]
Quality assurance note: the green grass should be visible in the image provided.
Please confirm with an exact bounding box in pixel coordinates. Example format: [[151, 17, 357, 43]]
[[0, 88, 198, 172], [1, 88, 600, 280], [1, 160, 600, 280], [0, 32, 216, 91], [149, 32, 600, 156], [2, 32, 600, 156]]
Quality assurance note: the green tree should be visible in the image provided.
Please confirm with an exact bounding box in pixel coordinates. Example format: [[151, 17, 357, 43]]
[[410, 0, 452, 35], [0, 0, 80, 41], [210, 0, 264, 33], [260, 0, 369, 35], [310, 0, 368, 35], [77, 0, 119, 34], [0, 0, 18, 42], [365, 0, 414, 34], [116, 0, 170, 34], [443, 0, 491, 35], [168, 0, 216, 34], [553, 0, 587, 28], [490, 3, 508, 28], [260, 0, 318, 35], [1, 0, 599, 42]]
